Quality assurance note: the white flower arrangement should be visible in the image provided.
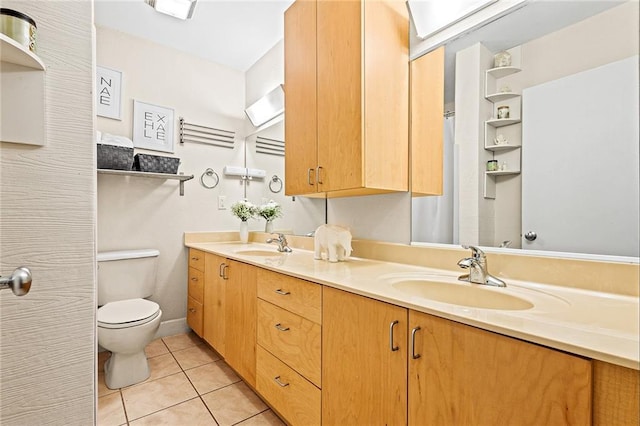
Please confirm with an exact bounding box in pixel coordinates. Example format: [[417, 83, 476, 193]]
[[230, 199, 257, 222], [258, 200, 283, 222]]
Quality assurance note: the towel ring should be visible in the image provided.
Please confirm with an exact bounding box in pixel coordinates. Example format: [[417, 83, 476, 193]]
[[200, 168, 219, 189], [269, 175, 283, 193]]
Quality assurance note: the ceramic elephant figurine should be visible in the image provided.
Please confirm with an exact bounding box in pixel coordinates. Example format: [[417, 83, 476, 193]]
[[314, 224, 352, 262]]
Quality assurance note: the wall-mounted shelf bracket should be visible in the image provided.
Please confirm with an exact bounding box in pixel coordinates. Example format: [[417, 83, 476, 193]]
[[97, 169, 195, 196]]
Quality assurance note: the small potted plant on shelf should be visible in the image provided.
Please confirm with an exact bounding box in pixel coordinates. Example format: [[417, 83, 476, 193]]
[[258, 200, 283, 233], [231, 199, 257, 243]]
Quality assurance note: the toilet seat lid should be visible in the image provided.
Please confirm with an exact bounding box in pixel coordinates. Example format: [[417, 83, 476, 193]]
[[98, 298, 160, 328]]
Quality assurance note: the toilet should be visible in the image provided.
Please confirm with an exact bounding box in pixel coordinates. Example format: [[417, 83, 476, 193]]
[[97, 249, 163, 389]]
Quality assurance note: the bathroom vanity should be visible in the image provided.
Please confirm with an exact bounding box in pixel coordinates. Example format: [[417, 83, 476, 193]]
[[184, 234, 639, 425]]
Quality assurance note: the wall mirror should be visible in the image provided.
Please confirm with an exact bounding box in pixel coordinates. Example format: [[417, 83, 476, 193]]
[[245, 119, 326, 236], [410, 1, 639, 260]]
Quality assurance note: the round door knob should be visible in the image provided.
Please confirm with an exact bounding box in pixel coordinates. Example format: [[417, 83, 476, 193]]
[[524, 231, 537, 241]]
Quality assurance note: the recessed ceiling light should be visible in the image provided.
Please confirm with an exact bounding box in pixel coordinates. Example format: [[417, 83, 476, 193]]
[[145, 0, 197, 20]]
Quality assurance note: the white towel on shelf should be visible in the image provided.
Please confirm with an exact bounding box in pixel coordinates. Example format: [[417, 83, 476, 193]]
[[99, 133, 134, 148]]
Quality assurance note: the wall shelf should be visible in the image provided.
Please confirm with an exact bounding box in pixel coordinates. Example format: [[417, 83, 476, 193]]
[[1, 33, 46, 146], [486, 118, 521, 127], [485, 92, 520, 103], [484, 144, 521, 152], [0, 33, 45, 69], [483, 50, 523, 200], [485, 170, 520, 176], [97, 169, 195, 196], [486, 66, 521, 79]]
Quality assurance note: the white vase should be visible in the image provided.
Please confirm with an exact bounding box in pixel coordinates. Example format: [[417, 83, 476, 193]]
[[265, 220, 274, 234], [239, 221, 249, 243]]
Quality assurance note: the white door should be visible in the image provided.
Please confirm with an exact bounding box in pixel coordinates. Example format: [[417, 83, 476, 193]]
[[521, 56, 639, 257], [0, 1, 96, 424]]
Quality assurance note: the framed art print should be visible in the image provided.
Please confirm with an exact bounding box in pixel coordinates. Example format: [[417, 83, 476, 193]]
[[132, 100, 174, 153], [96, 66, 122, 120]]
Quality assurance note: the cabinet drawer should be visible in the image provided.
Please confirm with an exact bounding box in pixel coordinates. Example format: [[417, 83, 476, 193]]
[[187, 296, 203, 337], [188, 267, 204, 303], [257, 299, 321, 387], [188, 249, 205, 271], [256, 345, 321, 426], [257, 268, 321, 324]]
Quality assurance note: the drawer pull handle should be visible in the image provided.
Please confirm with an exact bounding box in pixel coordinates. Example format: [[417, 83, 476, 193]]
[[191, 257, 199, 261], [188, 308, 196, 313], [274, 323, 290, 332], [389, 320, 399, 352], [274, 376, 289, 387], [191, 277, 198, 281], [411, 326, 421, 359], [274, 289, 290, 295]]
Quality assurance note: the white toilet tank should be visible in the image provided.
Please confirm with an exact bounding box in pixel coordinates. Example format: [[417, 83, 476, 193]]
[[97, 249, 160, 306]]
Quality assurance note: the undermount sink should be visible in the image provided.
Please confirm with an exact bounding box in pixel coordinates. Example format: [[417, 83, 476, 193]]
[[392, 279, 534, 310], [235, 249, 284, 257]]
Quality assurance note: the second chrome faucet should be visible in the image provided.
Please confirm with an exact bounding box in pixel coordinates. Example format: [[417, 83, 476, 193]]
[[457, 245, 506, 287], [266, 233, 293, 253]]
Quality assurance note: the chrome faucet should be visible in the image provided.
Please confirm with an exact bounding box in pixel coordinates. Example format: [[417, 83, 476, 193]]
[[457, 245, 506, 287], [266, 233, 292, 253]]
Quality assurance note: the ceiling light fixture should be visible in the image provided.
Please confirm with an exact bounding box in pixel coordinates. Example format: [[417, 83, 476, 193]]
[[245, 85, 285, 128], [145, 0, 197, 20]]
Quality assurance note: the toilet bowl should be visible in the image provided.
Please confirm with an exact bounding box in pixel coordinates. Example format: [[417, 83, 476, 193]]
[[98, 298, 162, 389], [97, 249, 162, 389]]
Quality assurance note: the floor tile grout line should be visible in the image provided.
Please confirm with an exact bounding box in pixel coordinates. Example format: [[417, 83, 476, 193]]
[[118, 389, 130, 426], [198, 394, 221, 426], [230, 407, 272, 426], [125, 395, 204, 424]]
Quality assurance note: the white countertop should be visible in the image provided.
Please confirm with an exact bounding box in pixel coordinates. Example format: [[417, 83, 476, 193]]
[[187, 241, 640, 370]]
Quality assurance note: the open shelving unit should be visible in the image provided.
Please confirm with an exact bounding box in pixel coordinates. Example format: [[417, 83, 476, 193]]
[[483, 53, 523, 199], [97, 169, 195, 196], [0, 33, 46, 146]]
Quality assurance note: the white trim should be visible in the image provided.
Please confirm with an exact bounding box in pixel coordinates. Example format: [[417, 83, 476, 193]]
[[153, 318, 191, 339]]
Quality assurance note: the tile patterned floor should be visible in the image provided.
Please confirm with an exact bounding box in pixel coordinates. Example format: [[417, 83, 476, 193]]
[[98, 332, 285, 426]]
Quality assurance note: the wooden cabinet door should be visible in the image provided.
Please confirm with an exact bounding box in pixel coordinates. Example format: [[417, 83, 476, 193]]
[[411, 47, 444, 196], [225, 260, 257, 387], [284, 0, 319, 196], [203, 253, 226, 356], [409, 310, 592, 425], [322, 287, 407, 425], [316, 0, 363, 193]]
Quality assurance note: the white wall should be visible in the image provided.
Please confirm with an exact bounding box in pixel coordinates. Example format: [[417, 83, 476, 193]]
[[454, 1, 639, 248], [0, 0, 95, 423], [96, 27, 246, 324]]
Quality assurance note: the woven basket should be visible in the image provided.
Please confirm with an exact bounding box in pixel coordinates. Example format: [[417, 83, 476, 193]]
[[134, 153, 180, 174], [97, 144, 133, 170]]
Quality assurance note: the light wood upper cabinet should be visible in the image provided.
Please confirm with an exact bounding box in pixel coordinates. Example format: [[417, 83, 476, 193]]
[[322, 287, 408, 425], [224, 260, 257, 387], [408, 310, 592, 425], [284, 0, 318, 196], [411, 47, 444, 196], [284, 0, 409, 198], [203, 253, 226, 356]]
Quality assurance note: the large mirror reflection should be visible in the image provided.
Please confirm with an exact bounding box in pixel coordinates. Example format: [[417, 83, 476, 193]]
[[410, 1, 639, 259]]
